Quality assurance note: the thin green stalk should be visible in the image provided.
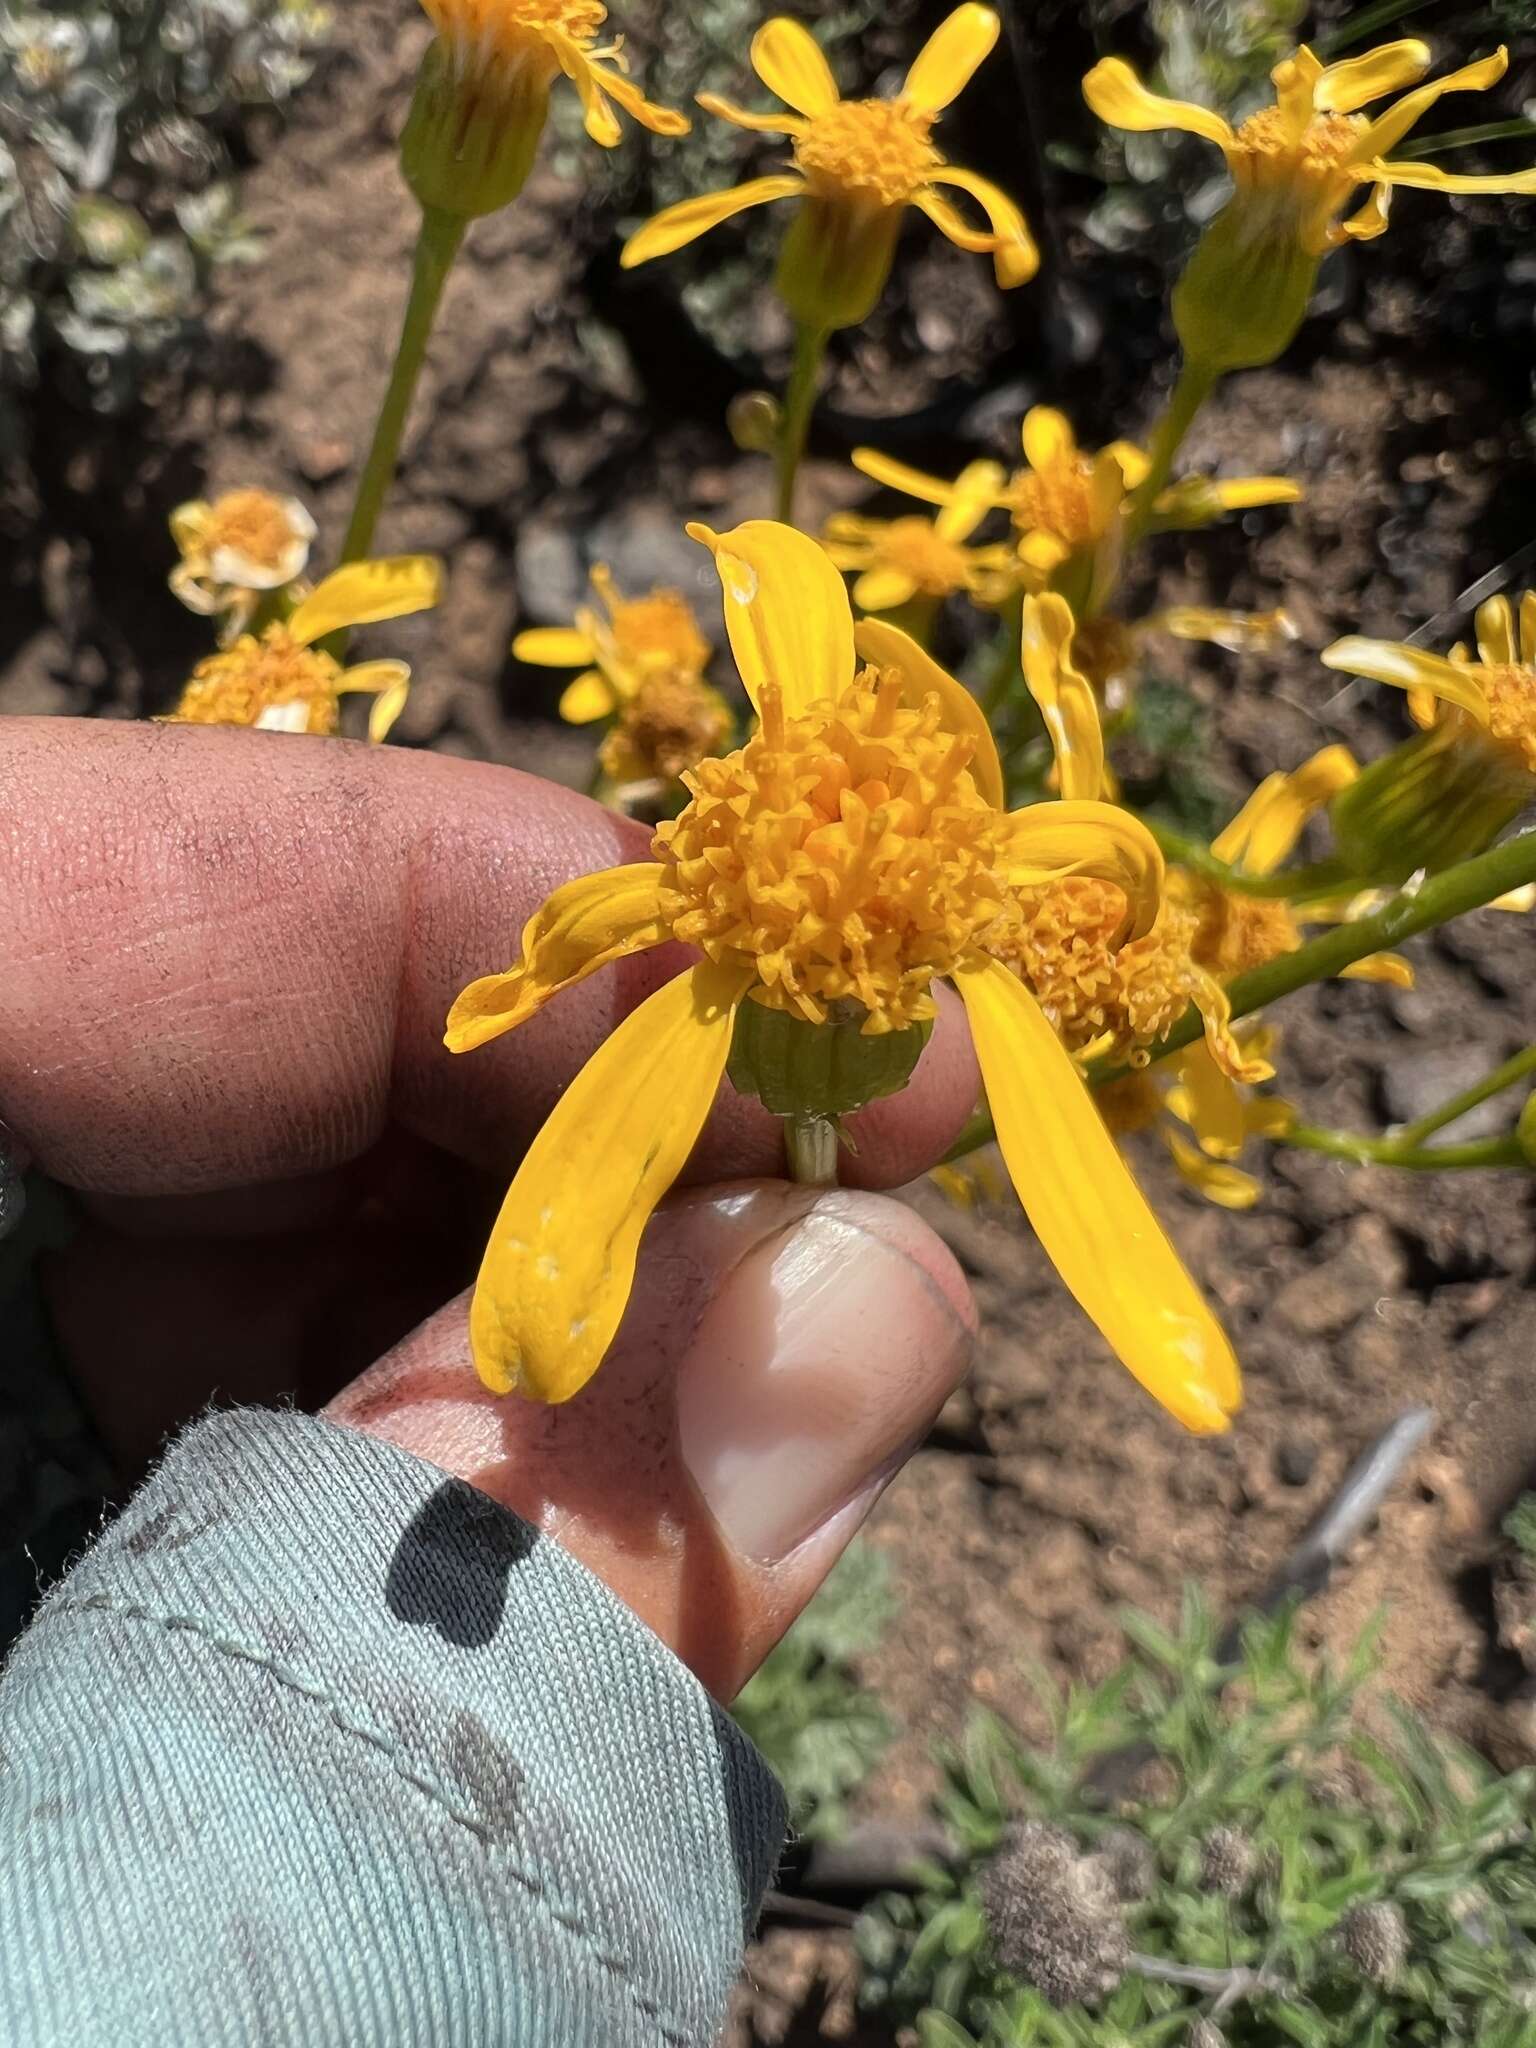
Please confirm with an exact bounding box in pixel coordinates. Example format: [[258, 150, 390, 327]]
[[776, 323, 829, 527], [943, 829, 1536, 1162], [1142, 818, 1352, 903], [1278, 1124, 1525, 1171], [1407, 118, 1536, 159], [1315, 0, 1428, 57], [1395, 1043, 1536, 1146], [1126, 358, 1217, 542], [339, 204, 466, 568]]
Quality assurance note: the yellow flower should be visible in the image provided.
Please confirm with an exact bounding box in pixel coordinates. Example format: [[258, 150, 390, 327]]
[[514, 565, 714, 724], [1100, 1032, 1294, 1210], [597, 672, 736, 795], [619, 7, 1036, 331], [165, 558, 441, 743], [402, 0, 688, 219], [1071, 605, 1296, 700], [1085, 41, 1536, 371], [447, 520, 1237, 1432], [1322, 594, 1536, 880], [169, 489, 317, 628], [854, 407, 1298, 612], [822, 459, 1015, 613]]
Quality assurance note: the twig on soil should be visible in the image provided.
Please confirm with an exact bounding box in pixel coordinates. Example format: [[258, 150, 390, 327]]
[[1130, 1952, 1287, 2014]]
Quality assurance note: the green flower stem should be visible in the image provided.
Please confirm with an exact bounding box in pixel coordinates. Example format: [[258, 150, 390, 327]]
[[1141, 817, 1353, 903], [776, 323, 829, 527], [1126, 358, 1217, 542], [1278, 1124, 1525, 1171], [1317, 0, 1445, 56], [942, 828, 1536, 1163], [1395, 1043, 1536, 1146], [785, 1112, 839, 1185], [339, 204, 466, 569], [1409, 118, 1536, 159]]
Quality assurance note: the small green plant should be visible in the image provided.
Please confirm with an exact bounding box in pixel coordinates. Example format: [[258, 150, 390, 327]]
[[858, 1590, 1536, 2043], [732, 1541, 896, 1842], [0, 0, 330, 455]]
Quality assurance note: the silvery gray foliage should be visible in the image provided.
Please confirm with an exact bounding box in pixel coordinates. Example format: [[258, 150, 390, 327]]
[[0, 0, 329, 451]]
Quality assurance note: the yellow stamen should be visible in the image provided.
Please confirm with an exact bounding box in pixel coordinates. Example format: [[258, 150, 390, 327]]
[[168, 626, 345, 735], [792, 96, 940, 205]]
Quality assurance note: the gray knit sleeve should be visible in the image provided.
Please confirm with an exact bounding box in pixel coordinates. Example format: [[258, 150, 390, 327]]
[[0, 1408, 785, 2047]]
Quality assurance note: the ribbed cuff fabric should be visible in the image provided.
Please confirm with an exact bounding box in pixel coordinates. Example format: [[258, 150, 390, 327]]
[[0, 1408, 785, 2047]]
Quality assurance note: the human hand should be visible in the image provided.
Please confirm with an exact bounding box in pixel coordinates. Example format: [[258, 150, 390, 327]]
[[0, 717, 978, 1698]]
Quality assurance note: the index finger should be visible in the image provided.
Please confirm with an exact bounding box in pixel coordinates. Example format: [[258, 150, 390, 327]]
[[0, 719, 979, 1197]]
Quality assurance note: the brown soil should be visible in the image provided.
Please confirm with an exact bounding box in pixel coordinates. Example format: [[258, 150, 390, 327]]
[[6, 6, 1536, 2042]]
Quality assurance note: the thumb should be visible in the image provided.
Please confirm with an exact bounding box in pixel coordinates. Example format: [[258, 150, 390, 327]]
[[325, 1180, 974, 1700]]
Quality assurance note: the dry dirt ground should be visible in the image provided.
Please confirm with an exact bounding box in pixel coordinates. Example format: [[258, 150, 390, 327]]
[[4, 6, 1536, 2042]]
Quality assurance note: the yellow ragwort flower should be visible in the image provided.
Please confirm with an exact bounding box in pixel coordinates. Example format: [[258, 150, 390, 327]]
[[1086, 40, 1536, 371], [402, 0, 688, 218], [855, 407, 1298, 613], [822, 458, 1015, 614], [514, 565, 714, 724], [620, 7, 1036, 331], [447, 521, 1238, 1432], [169, 488, 317, 627], [166, 557, 440, 743], [1100, 1030, 1294, 1211], [1323, 594, 1536, 880]]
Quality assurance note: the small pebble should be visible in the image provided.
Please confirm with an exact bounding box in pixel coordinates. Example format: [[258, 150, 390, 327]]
[[1276, 1438, 1318, 1487]]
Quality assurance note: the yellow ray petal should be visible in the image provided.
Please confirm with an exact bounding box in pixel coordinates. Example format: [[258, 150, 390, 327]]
[[921, 166, 1039, 286], [752, 16, 840, 117], [1105, 438, 1151, 488], [558, 670, 617, 723], [1081, 57, 1236, 149], [1338, 182, 1393, 242], [935, 458, 1010, 542], [851, 447, 969, 507], [1314, 38, 1431, 114], [955, 956, 1240, 1432], [1354, 48, 1509, 161], [513, 626, 597, 667], [1321, 636, 1491, 722], [620, 175, 804, 266], [336, 659, 412, 744], [1005, 801, 1164, 938], [1522, 592, 1536, 667], [1164, 1129, 1263, 1210], [695, 90, 805, 135], [584, 57, 692, 139], [1211, 743, 1358, 874], [1021, 405, 1075, 474], [1154, 605, 1295, 652], [444, 864, 669, 1053], [854, 618, 1003, 806], [1168, 1042, 1248, 1159], [1021, 592, 1103, 802], [1476, 594, 1516, 667], [903, 3, 999, 112], [1377, 158, 1536, 196], [852, 565, 919, 613], [287, 556, 441, 645], [469, 960, 751, 1401], [1188, 968, 1275, 1084], [689, 518, 855, 718], [1340, 952, 1414, 986]]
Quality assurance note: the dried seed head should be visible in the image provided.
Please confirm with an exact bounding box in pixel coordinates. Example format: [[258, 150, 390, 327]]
[[1094, 1826, 1157, 1903], [978, 1820, 1130, 2009], [1340, 1901, 1409, 1983], [1188, 2021, 1229, 2048], [1199, 1826, 1257, 1899]]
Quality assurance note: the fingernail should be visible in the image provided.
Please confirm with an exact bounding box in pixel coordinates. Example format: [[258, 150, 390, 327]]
[[675, 1188, 974, 1562]]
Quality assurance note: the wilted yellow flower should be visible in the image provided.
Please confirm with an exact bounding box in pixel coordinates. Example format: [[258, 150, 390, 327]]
[[448, 520, 1238, 1432], [169, 488, 316, 628], [1322, 594, 1536, 881], [597, 672, 736, 794], [823, 459, 1014, 613], [1100, 1030, 1294, 1210], [402, 0, 688, 219], [166, 558, 440, 743], [620, 7, 1036, 331], [855, 407, 1298, 612], [1071, 605, 1296, 699], [1086, 41, 1536, 371]]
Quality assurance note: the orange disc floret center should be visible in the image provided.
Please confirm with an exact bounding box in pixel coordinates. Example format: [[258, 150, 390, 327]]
[[420, 0, 607, 67], [1475, 662, 1536, 776], [1010, 457, 1110, 546], [205, 490, 297, 571], [1182, 878, 1301, 978], [171, 627, 342, 734], [874, 517, 975, 593], [793, 99, 940, 207], [1002, 877, 1199, 1064], [601, 673, 731, 785], [610, 593, 712, 677], [652, 669, 1018, 1032]]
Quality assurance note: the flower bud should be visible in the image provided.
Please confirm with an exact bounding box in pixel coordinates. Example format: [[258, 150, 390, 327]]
[[1329, 725, 1533, 887], [979, 1820, 1129, 2008], [400, 36, 553, 220], [728, 391, 783, 455], [1339, 1900, 1409, 1984]]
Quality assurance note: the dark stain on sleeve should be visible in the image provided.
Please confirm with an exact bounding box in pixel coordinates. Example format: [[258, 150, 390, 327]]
[[445, 1708, 525, 1847]]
